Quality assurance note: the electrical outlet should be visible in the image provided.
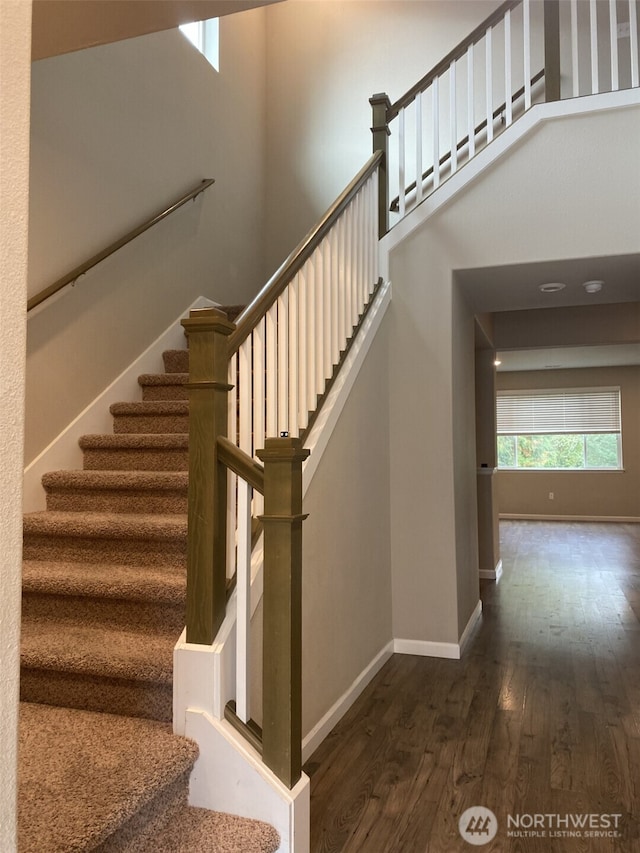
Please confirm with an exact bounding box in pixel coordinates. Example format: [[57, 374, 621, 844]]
[[549, 492, 554, 500], [617, 21, 630, 38]]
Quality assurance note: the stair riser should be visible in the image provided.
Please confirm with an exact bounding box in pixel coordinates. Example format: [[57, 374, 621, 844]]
[[20, 670, 172, 722], [45, 488, 187, 514], [22, 594, 185, 636], [23, 535, 186, 567], [141, 385, 189, 402], [95, 771, 191, 852], [112, 415, 189, 435], [82, 449, 189, 471], [163, 351, 189, 374]]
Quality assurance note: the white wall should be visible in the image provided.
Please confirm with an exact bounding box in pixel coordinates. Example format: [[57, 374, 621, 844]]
[[0, 2, 31, 848], [388, 101, 640, 645], [26, 9, 268, 463], [264, 0, 503, 274]]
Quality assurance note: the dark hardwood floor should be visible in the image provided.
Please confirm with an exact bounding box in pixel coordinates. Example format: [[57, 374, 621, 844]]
[[303, 521, 640, 852]]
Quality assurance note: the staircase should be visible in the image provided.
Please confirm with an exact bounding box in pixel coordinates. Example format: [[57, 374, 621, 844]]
[[19, 311, 279, 852]]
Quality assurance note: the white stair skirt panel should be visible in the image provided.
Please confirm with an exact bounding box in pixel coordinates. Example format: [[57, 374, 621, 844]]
[[394, 599, 483, 660], [185, 710, 310, 853], [479, 558, 503, 581], [23, 295, 218, 512]]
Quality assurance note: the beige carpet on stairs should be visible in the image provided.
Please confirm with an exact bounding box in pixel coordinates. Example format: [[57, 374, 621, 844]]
[[19, 308, 280, 852]]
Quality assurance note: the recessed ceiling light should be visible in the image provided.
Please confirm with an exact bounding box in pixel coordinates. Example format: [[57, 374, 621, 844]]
[[493, 359, 502, 367], [583, 280, 604, 294], [539, 282, 566, 293]]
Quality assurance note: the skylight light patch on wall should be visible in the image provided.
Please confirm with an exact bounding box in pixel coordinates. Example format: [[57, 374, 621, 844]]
[[180, 18, 219, 71]]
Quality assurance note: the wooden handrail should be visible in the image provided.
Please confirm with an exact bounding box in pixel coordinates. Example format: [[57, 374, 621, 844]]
[[228, 151, 383, 355], [387, 0, 521, 121], [27, 178, 215, 313], [217, 436, 265, 494], [389, 69, 545, 212]]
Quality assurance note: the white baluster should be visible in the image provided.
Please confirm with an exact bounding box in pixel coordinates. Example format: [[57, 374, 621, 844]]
[[432, 77, 440, 189], [253, 317, 265, 459], [398, 106, 406, 217], [288, 276, 299, 437], [524, 0, 532, 108], [609, 0, 619, 91], [631, 0, 639, 88], [323, 237, 332, 381], [266, 303, 277, 437], [415, 91, 423, 204], [504, 8, 512, 126], [305, 259, 316, 417], [226, 354, 237, 581], [297, 269, 308, 432], [252, 321, 265, 518], [571, 0, 579, 97], [590, 0, 599, 94], [486, 26, 494, 143], [330, 227, 340, 366], [449, 60, 457, 175], [467, 43, 476, 159], [238, 338, 252, 457], [338, 216, 347, 353], [315, 245, 325, 397], [277, 291, 289, 435], [372, 172, 380, 286], [235, 478, 252, 723]]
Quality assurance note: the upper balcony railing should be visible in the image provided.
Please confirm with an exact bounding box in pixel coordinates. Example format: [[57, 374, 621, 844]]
[[372, 0, 640, 234]]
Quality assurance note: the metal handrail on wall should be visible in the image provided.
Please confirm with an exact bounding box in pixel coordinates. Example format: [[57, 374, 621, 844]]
[[27, 178, 215, 313]]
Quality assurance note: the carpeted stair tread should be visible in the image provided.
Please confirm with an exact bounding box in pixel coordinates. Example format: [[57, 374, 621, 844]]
[[138, 373, 189, 386], [24, 510, 187, 541], [18, 702, 198, 853], [21, 621, 174, 683], [80, 434, 189, 450], [42, 470, 188, 513], [43, 470, 189, 490], [110, 401, 189, 435], [134, 808, 281, 853], [139, 373, 189, 401], [110, 401, 189, 416], [22, 559, 185, 603]]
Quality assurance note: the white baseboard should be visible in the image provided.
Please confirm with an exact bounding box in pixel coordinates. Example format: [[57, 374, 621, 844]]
[[301, 641, 393, 763], [23, 295, 216, 512], [394, 600, 483, 661], [479, 559, 503, 581], [500, 513, 640, 524]]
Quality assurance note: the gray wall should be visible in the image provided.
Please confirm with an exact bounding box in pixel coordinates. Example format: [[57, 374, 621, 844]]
[[496, 366, 640, 519], [26, 10, 268, 463], [301, 316, 393, 735]]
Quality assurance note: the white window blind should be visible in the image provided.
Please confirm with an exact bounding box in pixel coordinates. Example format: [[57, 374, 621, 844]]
[[497, 388, 621, 435]]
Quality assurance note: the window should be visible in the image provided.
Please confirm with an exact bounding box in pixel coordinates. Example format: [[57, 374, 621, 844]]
[[180, 18, 219, 71], [496, 388, 622, 470]]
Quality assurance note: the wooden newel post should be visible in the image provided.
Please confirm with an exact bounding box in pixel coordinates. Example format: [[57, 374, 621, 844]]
[[257, 437, 310, 789], [543, 0, 561, 102], [369, 92, 391, 239], [181, 308, 235, 645]]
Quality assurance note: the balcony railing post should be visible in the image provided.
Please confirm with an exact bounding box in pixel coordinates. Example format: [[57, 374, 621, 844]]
[[257, 436, 310, 788], [543, 0, 561, 101], [369, 93, 391, 239], [181, 307, 235, 645]]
